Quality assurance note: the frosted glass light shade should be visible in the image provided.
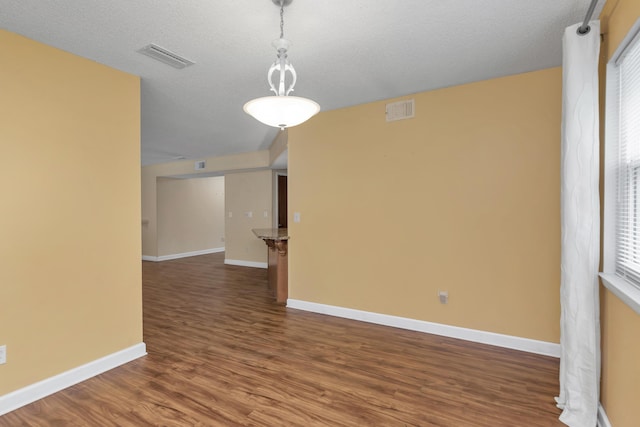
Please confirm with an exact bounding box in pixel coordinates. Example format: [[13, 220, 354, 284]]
[[243, 95, 320, 129]]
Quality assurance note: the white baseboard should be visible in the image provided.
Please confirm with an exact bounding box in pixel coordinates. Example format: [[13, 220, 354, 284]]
[[0, 342, 146, 416], [224, 259, 268, 269], [286, 300, 561, 358], [142, 247, 224, 262], [598, 403, 612, 427]]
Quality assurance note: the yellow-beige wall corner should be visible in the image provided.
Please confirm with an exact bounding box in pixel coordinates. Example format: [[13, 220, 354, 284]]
[[0, 29, 144, 404], [288, 67, 562, 345]]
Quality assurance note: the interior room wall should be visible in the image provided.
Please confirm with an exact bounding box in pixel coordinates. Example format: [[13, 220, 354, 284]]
[[269, 131, 288, 165], [599, 0, 640, 425], [0, 30, 142, 395], [157, 176, 225, 257], [288, 67, 562, 344], [141, 151, 270, 258], [224, 170, 273, 266]]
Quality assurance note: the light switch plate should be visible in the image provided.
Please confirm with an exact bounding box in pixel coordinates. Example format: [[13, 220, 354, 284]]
[[293, 212, 301, 223], [438, 291, 449, 304], [0, 345, 6, 364]]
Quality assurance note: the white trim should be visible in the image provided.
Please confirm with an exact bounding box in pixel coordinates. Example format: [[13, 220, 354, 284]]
[[600, 273, 640, 315], [0, 343, 146, 416], [598, 402, 612, 427], [157, 247, 224, 262], [224, 259, 268, 269], [286, 300, 560, 358], [142, 247, 224, 262], [610, 17, 640, 66]]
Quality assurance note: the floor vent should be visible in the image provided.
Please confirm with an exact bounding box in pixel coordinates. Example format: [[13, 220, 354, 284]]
[[386, 99, 415, 122], [137, 44, 194, 69]]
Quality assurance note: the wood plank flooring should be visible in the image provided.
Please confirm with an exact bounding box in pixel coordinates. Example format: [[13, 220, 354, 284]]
[[0, 253, 564, 426]]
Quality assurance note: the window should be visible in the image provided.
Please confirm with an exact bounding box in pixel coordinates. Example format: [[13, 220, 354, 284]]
[[601, 18, 640, 314]]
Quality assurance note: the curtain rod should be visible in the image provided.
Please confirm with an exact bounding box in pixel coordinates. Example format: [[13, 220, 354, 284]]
[[578, 0, 599, 35]]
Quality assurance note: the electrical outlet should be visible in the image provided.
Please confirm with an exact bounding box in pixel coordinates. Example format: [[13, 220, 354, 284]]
[[0, 345, 6, 364], [438, 291, 449, 304]]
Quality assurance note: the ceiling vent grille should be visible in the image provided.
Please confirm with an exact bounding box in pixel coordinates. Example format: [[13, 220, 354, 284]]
[[386, 99, 415, 122], [137, 44, 194, 69]]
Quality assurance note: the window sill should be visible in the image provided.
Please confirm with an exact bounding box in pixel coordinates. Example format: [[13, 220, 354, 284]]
[[599, 273, 640, 315]]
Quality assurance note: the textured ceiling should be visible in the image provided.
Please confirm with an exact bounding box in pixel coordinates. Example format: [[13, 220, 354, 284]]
[[0, 0, 603, 166]]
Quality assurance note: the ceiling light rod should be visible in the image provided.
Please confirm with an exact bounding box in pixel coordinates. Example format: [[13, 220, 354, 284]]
[[577, 0, 599, 35], [243, 0, 320, 130], [271, 0, 294, 97], [275, 0, 293, 39]]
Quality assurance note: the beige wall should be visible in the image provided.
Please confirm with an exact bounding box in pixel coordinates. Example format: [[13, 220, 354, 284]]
[[141, 167, 158, 257], [157, 176, 225, 257], [224, 170, 273, 264], [601, 291, 640, 426], [269, 131, 288, 165], [141, 151, 270, 257], [288, 67, 561, 342], [599, 1, 640, 425], [0, 31, 142, 394]]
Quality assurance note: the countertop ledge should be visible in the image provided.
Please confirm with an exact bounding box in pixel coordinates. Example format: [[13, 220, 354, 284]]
[[252, 228, 289, 241]]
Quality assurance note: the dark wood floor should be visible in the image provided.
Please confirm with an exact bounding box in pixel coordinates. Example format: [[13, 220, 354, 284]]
[[1, 253, 564, 426]]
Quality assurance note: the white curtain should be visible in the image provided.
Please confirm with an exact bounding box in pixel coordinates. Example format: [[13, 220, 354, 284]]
[[557, 21, 601, 427]]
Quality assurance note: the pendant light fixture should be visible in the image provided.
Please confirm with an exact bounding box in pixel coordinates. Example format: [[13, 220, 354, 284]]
[[243, 0, 320, 129]]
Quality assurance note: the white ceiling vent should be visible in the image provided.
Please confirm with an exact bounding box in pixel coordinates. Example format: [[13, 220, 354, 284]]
[[195, 160, 206, 170], [386, 99, 415, 122], [137, 44, 194, 69]]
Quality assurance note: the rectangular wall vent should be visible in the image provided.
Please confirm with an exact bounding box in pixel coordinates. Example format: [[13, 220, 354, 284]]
[[195, 160, 206, 170], [386, 99, 415, 122], [137, 44, 194, 69]]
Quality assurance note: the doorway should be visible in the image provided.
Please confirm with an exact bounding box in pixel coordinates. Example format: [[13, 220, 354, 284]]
[[277, 174, 287, 229]]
